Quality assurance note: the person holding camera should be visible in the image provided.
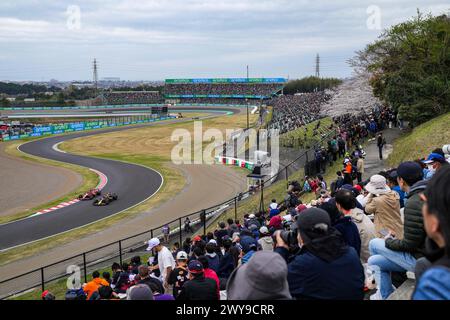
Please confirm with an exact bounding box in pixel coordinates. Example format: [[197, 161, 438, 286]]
[[274, 208, 365, 300]]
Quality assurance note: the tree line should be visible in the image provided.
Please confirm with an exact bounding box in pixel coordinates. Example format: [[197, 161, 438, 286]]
[[283, 76, 342, 94], [350, 11, 450, 126]]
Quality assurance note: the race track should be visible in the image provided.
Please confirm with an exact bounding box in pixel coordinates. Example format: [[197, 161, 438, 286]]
[[0, 106, 242, 251]]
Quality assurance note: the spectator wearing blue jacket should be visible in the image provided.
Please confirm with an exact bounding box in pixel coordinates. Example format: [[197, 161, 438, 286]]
[[274, 208, 364, 300], [413, 166, 450, 300], [205, 242, 220, 273], [320, 200, 361, 257], [218, 239, 236, 279]]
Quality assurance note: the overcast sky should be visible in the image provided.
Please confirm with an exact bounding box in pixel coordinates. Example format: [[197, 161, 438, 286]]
[[0, 0, 448, 81]]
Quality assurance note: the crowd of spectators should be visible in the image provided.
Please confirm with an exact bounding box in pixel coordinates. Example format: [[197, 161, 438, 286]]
[[41, 103, 449, 301], [169, 98, 262, 105], [268, 93, 331, 135], [164, 83, 283, 97], [102, 91, 162, 105]]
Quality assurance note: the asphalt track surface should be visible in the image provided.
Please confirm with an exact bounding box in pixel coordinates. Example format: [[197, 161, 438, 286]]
[[0, 106, 242, 251]]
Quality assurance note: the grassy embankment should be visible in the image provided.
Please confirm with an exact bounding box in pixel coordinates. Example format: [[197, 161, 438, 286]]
[[387, 112, 450, 166]]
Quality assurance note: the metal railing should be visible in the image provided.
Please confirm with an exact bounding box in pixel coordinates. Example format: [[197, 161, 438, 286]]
[[0, 125, 338, 299]]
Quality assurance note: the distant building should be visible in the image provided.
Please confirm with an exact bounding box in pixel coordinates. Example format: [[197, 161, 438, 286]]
[[102, 77, 121, 82]]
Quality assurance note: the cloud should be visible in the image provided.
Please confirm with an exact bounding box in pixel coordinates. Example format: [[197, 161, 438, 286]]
[[0, 0, 448, 80]]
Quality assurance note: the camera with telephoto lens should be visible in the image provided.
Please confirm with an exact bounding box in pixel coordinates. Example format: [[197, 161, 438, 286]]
[[278, 221, 299, 248]]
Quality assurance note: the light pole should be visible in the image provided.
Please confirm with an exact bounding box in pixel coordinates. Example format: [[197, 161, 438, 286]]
[[246, 99, 249, 130]]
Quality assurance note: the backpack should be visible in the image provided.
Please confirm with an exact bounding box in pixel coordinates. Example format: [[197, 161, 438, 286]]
[[65, 288, 86, 300], [303, 181, 311, 192]]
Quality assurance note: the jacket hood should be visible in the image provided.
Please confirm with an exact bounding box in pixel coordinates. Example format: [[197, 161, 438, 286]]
[[259, 236, 273, 245], [408, 180, 428, 198], [349, 207, 365, 223]]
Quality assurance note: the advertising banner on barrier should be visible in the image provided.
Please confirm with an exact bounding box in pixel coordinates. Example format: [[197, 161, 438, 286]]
[[0, 116, 174, 142]]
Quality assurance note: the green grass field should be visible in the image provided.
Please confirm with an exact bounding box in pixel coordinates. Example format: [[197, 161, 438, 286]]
[[387, 112, 450, 166]]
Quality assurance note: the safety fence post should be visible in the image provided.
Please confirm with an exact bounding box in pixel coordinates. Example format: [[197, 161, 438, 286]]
[[119, 241, 123, 266], [285, 167, 289, 189], [234, 197, 237, 221], [83, 253, 88, 284], [179, 218, 182, 245], [41, 268, 45, 292]]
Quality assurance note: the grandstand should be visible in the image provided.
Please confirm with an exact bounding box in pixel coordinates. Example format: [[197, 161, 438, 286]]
[[101, 91, 163, 105], [163, 78, 286, 105], [268, 92, 332, 135]]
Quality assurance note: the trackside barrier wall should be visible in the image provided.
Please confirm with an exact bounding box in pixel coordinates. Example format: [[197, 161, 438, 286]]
[[0, 113, 336, 300], [0, 116, 173, 141]]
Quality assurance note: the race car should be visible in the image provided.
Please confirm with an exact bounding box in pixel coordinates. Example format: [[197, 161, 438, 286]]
[[93, 192, 118, 206], [78, 188, 101, 200]]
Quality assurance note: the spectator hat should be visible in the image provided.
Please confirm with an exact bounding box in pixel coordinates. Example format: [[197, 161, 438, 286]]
[[127, 284, 154, 300], [295, 204, 307, 213], [259, 226, 269, 234], [249, 224, 258, 231], [41, 290, 55, 300], [226, 251, 291, 300], [208, 239, 217, 245], [176, 251, 188, 260], [249, 214, 256, 219], [423, 152, 446, 164], [397, 161, 424, 182], [193, 235, 202, 242], [188, 260, 204, 274], [353, 184, 362, 193], [364, 174, 390, 195], [145, 238, 160, 251], [296, 208, 331, 240]]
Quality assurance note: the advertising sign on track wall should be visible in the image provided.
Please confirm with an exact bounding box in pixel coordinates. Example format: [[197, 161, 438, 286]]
[[0, 116, 172, 142]]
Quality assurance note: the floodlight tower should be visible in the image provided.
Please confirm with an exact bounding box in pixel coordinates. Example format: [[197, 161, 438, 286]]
[[315, 53, 320, 78], [93, 58, 99, 93]]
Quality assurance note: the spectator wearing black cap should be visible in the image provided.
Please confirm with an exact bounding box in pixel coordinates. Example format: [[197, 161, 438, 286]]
[[176, 260, 218, 300], [368, 161, 427, 300], [413, 166, 450, 300], [386, 169, 405, 208], [274, 208, 364, 300]]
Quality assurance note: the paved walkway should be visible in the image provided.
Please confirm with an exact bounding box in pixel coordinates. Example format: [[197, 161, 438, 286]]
[[362, 128, 403, 180]]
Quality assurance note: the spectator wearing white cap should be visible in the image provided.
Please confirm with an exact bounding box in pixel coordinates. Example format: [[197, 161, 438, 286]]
[[146, 237, 175, 293], [257, 226, 274, 251], [167, 251, 189, 298], [364, 174, 403, 238]]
